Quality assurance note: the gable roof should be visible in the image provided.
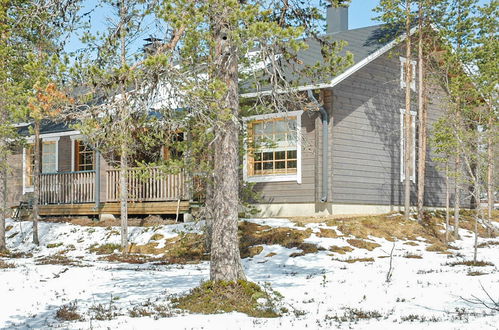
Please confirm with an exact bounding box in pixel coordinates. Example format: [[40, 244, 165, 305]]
[[242, 24, 416, 97]]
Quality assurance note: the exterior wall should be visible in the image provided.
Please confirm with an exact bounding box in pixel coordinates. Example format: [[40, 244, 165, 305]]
[[252, 47, 456, 213], [252, 111, 320, 204], [330, 48, 451, 208], [6, 148, 24, 209]]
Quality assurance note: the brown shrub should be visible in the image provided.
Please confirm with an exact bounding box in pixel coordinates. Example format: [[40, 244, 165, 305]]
[[56, 301, 82, 321]]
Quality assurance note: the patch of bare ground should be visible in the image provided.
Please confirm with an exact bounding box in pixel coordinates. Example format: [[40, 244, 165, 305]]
[[0, 250, 33, 258], [467, 271, 488, 276], [172, 280, 282, 318], [316, 228, 339, 238], [477, 241, 499, 248], [36, 255, 86, 267], [334, 257, 375, 263], [238, 221, 319, 258], [329, 245, 354, 255], [88, 243, 122, 255], [346, 239, 380, 251], [403, 253, 423, 259], [0, 259, 16, 268], [445, 260, 494, 267]]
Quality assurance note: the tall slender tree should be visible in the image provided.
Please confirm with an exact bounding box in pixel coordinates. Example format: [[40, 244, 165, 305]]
[[150, 0, 352, 281]]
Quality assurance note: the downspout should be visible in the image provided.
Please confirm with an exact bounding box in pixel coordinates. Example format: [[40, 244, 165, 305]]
[[307, 90, 329, 203]]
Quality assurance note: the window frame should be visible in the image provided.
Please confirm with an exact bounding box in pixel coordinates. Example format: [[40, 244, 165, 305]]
[[400, 109, 417, 183], [399, 56, 417, 91], [22, 136, 60, 193], [243, 110, 303, 184]]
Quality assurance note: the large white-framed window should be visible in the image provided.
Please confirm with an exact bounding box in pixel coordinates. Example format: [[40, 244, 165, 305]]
[[399, 56, 417, 91], [400, 109, 416, 183], [243, 110, 303, 183]]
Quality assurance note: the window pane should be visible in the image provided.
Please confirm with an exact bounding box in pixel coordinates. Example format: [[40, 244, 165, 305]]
[[263, 162, 273, 170], [287, 150, 297, 159], [287, 160, 297, 169], [275, 151, 285, 160], [263, 152, 273, 161], [275, 161, 286, 169]]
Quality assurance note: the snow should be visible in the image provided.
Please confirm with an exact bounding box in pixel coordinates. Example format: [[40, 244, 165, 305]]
[[1, 217, 498, 329]]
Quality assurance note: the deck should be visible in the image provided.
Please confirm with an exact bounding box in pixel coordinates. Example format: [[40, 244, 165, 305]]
[[39, 201, 191, 216], [37, 167, 192, 216]]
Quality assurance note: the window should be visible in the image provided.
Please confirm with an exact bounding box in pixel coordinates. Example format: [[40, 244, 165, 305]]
[[400, 109, 416, 182], [42, 141, 57, 173], [25, 144, 35, 187], [74, 140, 95, 171], [400, 56, 416, 91], [243, 111, 302, 183], [23, 139, 59, 190]]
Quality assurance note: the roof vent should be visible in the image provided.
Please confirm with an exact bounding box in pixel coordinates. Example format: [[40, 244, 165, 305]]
[[327, 6, 349, 34]]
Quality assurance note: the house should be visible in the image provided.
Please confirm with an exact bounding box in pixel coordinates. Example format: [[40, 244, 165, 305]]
[[6, 7, 459, 219]]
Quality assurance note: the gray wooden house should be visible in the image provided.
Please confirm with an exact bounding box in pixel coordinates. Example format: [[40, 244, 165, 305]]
[[6, 7, 452, 218]]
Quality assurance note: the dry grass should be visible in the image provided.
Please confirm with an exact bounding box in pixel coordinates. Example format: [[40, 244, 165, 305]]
[[346, 239, 380, 251], [404, 241, 419, 246], [173, 280, 281, 318], [100, 254, 161, 264], [0, 251, 33, 258], [316, 228, 339, 238], [46, 242, 63, 249], [5, 225, 13, 232], [238, 221, 317, 258], [477, 241, 499, 248], [150, 233, 164, 241], [329, 245, 354, 254], [88, 243, 122, 255], [0, 259, 15, 268], [467, 271, 488, 276], [56, 301, 82, 321], [404, 253, 423, 259], [43, 215, 174, 227], [36, 255, 84, 266], [335, 257, 375, 263], [445, 260, 494, 267]]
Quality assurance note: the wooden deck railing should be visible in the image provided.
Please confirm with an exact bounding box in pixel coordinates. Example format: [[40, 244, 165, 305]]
[[39, 171, 96, 205], [106, 167, 187, 202]]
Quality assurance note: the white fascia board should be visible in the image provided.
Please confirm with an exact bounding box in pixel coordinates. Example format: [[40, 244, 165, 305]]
[[25, 130, 80, 142], [241, 26, 418, 98]]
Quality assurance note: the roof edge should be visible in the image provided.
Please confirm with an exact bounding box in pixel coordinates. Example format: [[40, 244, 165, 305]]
[[241, 26, 418, 98]]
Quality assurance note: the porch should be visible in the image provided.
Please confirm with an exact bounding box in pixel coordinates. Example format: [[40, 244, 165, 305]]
[[37, 167, 191, 216]]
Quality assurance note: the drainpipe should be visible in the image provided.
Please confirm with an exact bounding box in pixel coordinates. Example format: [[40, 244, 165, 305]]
[[307, 90, 329, 203], [94, 150, 101, 210]]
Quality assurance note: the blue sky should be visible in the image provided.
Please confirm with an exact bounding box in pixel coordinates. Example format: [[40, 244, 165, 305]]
[[66, 0, 491, 54]]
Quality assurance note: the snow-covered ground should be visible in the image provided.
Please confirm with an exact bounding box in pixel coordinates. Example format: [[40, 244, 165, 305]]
[[1, 216, 498, 329]]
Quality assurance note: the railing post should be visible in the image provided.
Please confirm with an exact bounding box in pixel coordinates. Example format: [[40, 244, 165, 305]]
[[95, 150, 101, 209]]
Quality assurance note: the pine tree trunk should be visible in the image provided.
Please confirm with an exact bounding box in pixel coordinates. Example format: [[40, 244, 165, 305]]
[[454, 154, 461, 239], [209, 7, 245, 282], [32, 121, 40, 245], [404, 0, 413, 221], [120, 145, 128, 251], [487, 116, 494, 231], [118, 0, 128, 252], [0, 154, 6, 252], [445, 163, 450, 244], [416, 1, 427, 224]]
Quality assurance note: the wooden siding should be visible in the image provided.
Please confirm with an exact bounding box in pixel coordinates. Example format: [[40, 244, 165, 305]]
[[253, 112, 319, 203], [330, 48, 453, 207]]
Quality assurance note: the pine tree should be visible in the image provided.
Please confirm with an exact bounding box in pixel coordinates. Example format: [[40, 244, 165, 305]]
[[149, 0, 352, 281]]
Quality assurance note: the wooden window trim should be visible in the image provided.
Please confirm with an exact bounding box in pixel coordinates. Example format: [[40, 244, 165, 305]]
[[243, 111, 303, 184], [74, 140, 95, 171]]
